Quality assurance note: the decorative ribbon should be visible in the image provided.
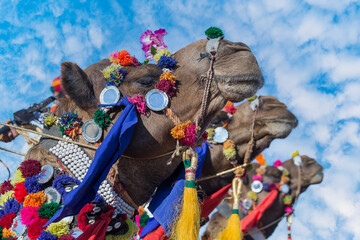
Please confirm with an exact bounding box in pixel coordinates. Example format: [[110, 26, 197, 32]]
[[45, 97, 138, 226]]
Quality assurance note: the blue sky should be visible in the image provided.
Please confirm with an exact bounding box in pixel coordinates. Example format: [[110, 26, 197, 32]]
[[1, 0, 360, 239]]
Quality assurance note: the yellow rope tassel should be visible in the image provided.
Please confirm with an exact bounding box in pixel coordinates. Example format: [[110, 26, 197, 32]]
[[171, 150, 200, 240], [217, 177, 243, 240]]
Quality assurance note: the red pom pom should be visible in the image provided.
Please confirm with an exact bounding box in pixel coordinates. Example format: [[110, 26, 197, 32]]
[[179, 124, 196, 146], [18, 159, 42, 178], [27, 218, 48, 240], [156, 79, 176, 97], [14, 182, 28, 203], [58, 235, 76, 240], [202, 131, 208, 142], [0, 180, 13, 194], [0, 212, 16, 229], [224, 104, 237, 114], [77, 203, 94, 231]]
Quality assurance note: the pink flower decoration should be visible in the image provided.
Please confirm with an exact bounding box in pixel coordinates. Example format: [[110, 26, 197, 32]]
[[179, 123, 196, 146], [140, 29, 168, 59], [273, 159, 283, 167], [156, 79, 176, 97], [285, 206, 293, 214], [129, 94, 147, 115], [252, 175, 263, 182]]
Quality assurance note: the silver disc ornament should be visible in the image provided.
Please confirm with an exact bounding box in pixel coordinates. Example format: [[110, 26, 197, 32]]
[[11, 216, 27, 237], [213, 127, 229, 143], [145, 89, 169, 111], [243, 198, 253, 210], [44, 187, 62, 203], [100, 85, 121, 105], [37, 164, 54, 184], [251, 180, 264, 193], [281, 184, 290, 194], [82, 119, 103, 143]]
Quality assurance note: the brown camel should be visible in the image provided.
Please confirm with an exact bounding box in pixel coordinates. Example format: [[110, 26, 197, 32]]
[[26, 38, 264, 205], [199, 96, 298, 196], [202, 155, 324, 239]]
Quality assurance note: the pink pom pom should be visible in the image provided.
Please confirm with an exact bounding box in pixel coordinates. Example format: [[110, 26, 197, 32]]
[[273, 159, 283, 167], [156, 79, 176, 97], [252, 175, 263, 182], [179, 124, 196, 146], [285, 206, 293, 214], [20, 206, 40, 226], [128, 94, 147, 115]]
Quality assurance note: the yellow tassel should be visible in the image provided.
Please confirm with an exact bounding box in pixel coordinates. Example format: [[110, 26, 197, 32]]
[[170, 150, 200, 240], [218, 176, 243, 240], [217, 212, 242, 240]]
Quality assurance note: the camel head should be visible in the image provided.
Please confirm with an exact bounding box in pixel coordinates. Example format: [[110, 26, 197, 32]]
[[199, 96, 298, 196], [203, 155, 323, 239], [51, 37, 264, 205]]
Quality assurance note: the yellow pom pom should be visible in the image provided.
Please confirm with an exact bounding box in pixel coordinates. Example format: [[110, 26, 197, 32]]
[[2, 228, 15, 238], [291, 150, 299, 157], [223, 148, 237, 161], [101, 63, 122, 79], [10, 169, 25, 186], [154, 48, 172, 63], [206, 128, 215, 140], [246, 191, 257, 201], [0, 190, 14, 206], [47, 219, 70, 237], [159, 71, 176, 83]]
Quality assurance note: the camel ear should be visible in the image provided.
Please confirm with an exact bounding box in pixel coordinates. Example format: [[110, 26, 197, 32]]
[[61, 62, 96, 109]]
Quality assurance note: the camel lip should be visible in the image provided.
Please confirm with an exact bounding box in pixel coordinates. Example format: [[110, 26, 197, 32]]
[[259, 118, 298, 125], [310, 171, 324, 184]]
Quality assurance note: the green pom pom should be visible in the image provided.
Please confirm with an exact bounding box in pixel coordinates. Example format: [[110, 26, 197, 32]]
[[38, 201, 62, 219], [282, 169, 289, 176], [246, 164, 253, 171], [205, 27, 224, 39], [94, 109, 112, 129], [0, 226, 2, 239], [139, 212, 150, 227]]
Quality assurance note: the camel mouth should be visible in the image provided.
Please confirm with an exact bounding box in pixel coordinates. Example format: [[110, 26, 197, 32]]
[[214, 74, 264, 85], [310, 170, 324, 185]]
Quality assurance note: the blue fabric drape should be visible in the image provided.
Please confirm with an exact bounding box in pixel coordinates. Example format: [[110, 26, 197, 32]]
[[46, 97, 138, 226], [140, 142, 209, 237]]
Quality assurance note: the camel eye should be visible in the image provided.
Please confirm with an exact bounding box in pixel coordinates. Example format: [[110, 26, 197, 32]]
[[134, 77, 155, 88]]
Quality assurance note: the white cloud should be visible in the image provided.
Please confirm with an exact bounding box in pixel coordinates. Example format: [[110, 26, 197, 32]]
[[88, 24, 104, 49]]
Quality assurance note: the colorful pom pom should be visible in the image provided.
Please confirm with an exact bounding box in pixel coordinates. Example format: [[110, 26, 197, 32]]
[[39, 231, 58, 240], [252, 175, 263, 182], [224, 101, 236, 114], [14, 182, 28, 203], [273, 159, 283, 167], [157, 55, 178, 70], [23, 191, 46, 208], [0, 181, 13, 195], [285, 206, 293, 214], [43, 113, 58, 127], [283, 195, 293, 205], [27, 218, 49, 240], [110, 50, 133, 66], [38, 202, 62, 219], [128, 94, 147, 115], [47, 219, 70, 237], [20, 207, 40, 226], [0, 212, 16, 229], [179, 123, 196, 146], [3, 197, 20, 215], [156, 79, 176, 97], [154, 48, 172, 64], [0, 191, 14, 207], [94, 109, 112, 129], [10, 170, 25, 186], [57, 112, 82, 138], [171, 121, 192, 140], [205, 27, 224, 39], [139, 212, 150, 227], [18, 159, 42, 178], [160, 71, 176, 83], [2, 228, 15, 238], [24, 176, 44, 193], [102, 63, 123, 80], [206, 128, 215, 140], [256, 154, 266, 166]]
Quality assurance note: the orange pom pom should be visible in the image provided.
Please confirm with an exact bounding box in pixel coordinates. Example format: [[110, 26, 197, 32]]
[[23, 191, 46, 207], [160, 71, 176, 83], [118, 50, 133, 66], [256, 154, 266, 166], [223, 139, 235, 150], [171, 121, 191, 139]]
